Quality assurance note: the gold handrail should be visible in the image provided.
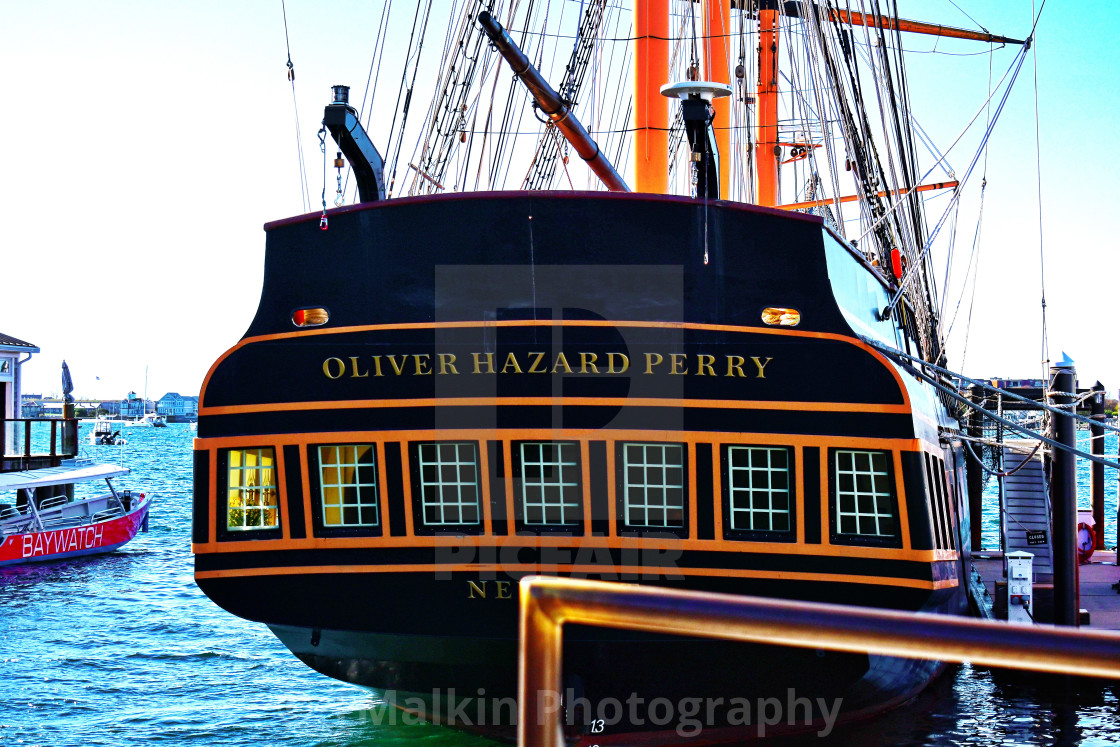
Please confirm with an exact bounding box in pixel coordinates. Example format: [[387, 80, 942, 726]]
[[517, 576, 1120, 746]]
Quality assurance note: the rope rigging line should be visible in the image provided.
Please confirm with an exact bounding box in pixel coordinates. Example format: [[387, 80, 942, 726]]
[[498, 0, 553, 188], [962, 439, 1043, 479], [343, 0, 395, 203], [522, 0, 608, 190], [410, 0, 498, 195], [946, 0, 989, 35], [882, 34, 1033, 317], [281, 0, 310, 214], [809, 1, 906, 277], [317, 126, 329, 229], [864, 338, 1120, 438], [484, 0, 543, 190], [385, 0, 436, 198], [852, 41, 1026, 250], [876, 347, 1120, 472], [1031, 0, 1050, 380], [944, 41, 995, 362]]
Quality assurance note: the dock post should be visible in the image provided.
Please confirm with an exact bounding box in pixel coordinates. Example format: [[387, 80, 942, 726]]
[[967, 387, 986, 551], [1091, 382, 1105, 550], [1051, 360, 1079, 626]]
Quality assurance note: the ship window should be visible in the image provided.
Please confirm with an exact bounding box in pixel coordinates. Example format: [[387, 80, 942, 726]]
[[226, 448, 279, 531], [831, 449, 899, 544], [415, 442, 482, 529], [515, 442, 582, 528], [292, 306, 329, 327], [923, 455, 944, 550], [723, 445, 794, 538], [932, 456, 955, 550], [942, 459, 958, 550], [761, 307, 800, 326], [318, 445, 379, 527], [620, 442, 686, 531]]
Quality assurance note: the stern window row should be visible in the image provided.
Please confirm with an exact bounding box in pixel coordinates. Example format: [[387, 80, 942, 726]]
[[220, 443, 901, 544]]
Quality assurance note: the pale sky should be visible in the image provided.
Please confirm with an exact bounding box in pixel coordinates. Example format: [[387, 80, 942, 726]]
[[2, 1, 1117, 400]]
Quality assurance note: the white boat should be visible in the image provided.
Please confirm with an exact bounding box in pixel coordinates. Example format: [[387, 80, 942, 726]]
[[0, 460, 153, 567], [124, 413, 167, 428], [88, 418, 126, 446]]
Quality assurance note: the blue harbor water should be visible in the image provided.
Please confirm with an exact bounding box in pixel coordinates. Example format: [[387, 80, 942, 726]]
[[1, 424, 1117, 746]]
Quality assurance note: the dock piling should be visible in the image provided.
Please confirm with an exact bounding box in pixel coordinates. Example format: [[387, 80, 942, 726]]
[[1051, 361, 1079, 626], [1091, 382, 1105, 550], [967, 387, 986, 551]]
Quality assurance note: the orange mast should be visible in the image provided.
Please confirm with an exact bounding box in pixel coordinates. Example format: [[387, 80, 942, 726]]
[[634, 0, 669, 193], [704, 0, 732, 200], [756, 0, 780, 207]]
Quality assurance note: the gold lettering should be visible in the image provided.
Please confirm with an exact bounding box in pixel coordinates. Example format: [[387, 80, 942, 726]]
[[527, 351, 547, 373], [413, 354, 432, 375], [467, 580, 486, 599], [501, 352, 523, 374], [725, 355, 746, 377], [323, 358, 345, 379], [551, 352, 573, 374], [387, 355, 409, 376], [472, 352, 495, 374], [580, 352, 599, 373], [607, 352, 630, 374], [644, 353, 663, 374], [670, 353, 688, 375], [372, 355, 384, 377], [752, 356, 773, 378], [438, 353, 458, 375], [349, 356, 369, 378], [697, 354, 716, 376], [496, 580, 513, 599]]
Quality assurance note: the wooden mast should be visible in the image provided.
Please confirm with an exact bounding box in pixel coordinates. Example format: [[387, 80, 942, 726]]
[[704, 0, 732, 200], [635, 0, 669, 193], [829, 8, 1023, 45], [756, 0, 780, 206]]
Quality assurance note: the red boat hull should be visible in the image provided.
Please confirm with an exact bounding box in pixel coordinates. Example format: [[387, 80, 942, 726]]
[[0, 498, 151, 567]]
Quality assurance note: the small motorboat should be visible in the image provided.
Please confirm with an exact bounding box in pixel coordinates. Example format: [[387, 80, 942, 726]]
[[88, 419, 127, 446]]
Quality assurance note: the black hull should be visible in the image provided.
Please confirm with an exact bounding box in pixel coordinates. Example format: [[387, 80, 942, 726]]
[[213, 569, 966, 742], [268, 621, 949, 743]]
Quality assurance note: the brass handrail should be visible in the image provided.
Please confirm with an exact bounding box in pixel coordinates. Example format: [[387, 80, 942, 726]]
[[517, 576, 1120, 746]]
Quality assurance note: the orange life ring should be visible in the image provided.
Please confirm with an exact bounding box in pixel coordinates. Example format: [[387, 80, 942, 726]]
[[1077, 522, 1095, 564]]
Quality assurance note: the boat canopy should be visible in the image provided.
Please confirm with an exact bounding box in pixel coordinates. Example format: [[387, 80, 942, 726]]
[[0, 462, 129, 491]]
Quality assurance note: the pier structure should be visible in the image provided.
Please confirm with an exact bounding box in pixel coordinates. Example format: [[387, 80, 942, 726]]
[[967, 361, 1120, 630], [973, 551, 1120, 631]]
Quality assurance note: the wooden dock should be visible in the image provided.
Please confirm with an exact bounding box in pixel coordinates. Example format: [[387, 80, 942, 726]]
[[973, 550, 1120, 630]]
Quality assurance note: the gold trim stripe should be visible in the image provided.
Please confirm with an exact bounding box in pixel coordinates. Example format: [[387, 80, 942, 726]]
[[193, 563, 959, 590], [201, 395, 910, 417]]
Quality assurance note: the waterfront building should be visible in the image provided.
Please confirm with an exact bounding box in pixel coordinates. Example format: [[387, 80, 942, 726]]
[[120, 391, 146, 419], [19, 395, 43, 418], [0, 332, 38, 422], [156, 392, 199, 422]]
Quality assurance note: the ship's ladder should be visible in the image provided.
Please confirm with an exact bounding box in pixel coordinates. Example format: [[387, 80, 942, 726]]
[[999, 441, 1054, 580]]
